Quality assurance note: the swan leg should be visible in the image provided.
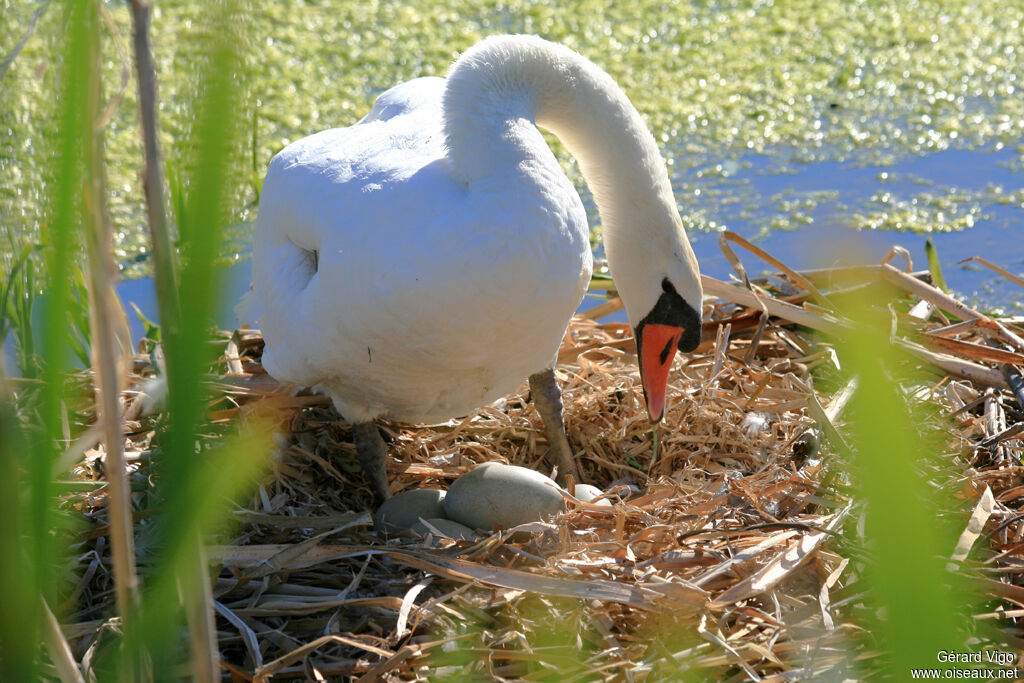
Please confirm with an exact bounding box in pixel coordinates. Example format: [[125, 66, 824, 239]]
[[352, 422, 391, 500], [529, 368, 581, 484]]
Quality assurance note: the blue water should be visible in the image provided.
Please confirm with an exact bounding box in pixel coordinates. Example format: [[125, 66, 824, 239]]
[[684, 146, 1023, 308], [4, 147, 1022, 376]]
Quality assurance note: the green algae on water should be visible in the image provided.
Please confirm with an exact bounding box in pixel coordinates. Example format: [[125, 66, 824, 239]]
[[2, 0, 1024, 274]]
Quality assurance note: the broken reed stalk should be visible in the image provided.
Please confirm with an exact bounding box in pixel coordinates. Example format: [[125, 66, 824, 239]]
[[881, 264, 992, 327], [83, 0, 139, 646], [131, 2, 218, 680], [701, 274, 846, 336], [41, 598, 85, 683], [721, 230, 837, 312], [131, 0, 180, 340], [958, 256, 1024, 291], [899, 340, 1012, 390]]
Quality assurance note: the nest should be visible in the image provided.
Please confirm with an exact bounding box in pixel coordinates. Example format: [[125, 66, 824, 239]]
[[54, 241, 1024, 681]]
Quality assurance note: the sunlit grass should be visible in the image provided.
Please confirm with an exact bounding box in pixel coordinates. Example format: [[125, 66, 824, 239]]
[[115, 1, 273, 675], [2, 0, 273, 679], [0, 0, 92, 678], [0, 238, 40, 377], [835, 287, 980, 676]]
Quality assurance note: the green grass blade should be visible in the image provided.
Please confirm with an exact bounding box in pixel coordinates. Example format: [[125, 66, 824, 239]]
[[110, 1, 265, 676], [925, 237, 948, 293], [118, 416, 275, 678], [838, 292, 976, 676], [0, 0, 94, 679], [0, 373, 37, 682], [158, 0, 248, 540], [130, 301, 162, 342], [0, 242, 33, 344]]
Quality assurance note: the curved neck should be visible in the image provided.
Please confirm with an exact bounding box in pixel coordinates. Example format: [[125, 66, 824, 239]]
[[442, 36, 679, 242]]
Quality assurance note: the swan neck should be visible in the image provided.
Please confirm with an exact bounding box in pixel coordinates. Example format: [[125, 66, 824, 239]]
[[442, 36, 677, 235]]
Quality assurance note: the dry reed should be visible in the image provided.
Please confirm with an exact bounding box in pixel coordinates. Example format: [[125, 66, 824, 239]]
[[46, 245, 1024, 680]]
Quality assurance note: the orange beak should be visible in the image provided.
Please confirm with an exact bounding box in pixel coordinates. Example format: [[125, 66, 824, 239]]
[[637, 323, 684, 423]]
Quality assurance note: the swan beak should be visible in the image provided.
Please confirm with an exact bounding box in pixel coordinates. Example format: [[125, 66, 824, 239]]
[[637, 323, 684, 423]]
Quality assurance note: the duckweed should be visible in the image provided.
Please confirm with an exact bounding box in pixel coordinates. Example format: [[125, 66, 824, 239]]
[[2, 0, 1023, 274]]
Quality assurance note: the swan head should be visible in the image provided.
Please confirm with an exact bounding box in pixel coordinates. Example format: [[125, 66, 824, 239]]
[[607, 209, 703, 424], [633, 276, 702, 423]]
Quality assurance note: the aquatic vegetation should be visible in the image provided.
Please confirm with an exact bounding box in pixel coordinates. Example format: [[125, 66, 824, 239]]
[[3, 0, 1024, 274], [850, 188, 986, 233]]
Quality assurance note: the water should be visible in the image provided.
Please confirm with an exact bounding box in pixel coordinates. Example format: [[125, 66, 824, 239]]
[[684, 145, 1024, 311]]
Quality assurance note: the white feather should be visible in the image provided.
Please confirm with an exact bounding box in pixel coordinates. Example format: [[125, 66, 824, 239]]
[[246, 36, 701, 425]]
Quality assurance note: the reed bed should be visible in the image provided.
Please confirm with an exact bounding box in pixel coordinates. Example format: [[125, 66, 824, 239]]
[[41, 245, 1024, 681]]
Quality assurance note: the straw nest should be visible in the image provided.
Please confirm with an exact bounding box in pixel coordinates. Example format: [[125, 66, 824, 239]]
[[55, 239, 1024, 680]]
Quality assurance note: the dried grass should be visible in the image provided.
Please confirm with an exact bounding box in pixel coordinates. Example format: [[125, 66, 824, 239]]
[[50, 245, 1024, 680]]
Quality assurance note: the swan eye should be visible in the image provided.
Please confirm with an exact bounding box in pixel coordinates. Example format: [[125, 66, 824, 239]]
[[661, 277, 675, 294]]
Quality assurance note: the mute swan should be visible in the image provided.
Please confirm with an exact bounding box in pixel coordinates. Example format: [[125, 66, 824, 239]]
[[246, 35, 703, 499]]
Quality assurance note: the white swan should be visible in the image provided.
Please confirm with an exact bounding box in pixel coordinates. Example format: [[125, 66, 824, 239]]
[[246, 35, 703, 498]]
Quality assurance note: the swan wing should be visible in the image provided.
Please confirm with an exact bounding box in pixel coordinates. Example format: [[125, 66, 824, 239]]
[[251, 77, 591, 421]]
